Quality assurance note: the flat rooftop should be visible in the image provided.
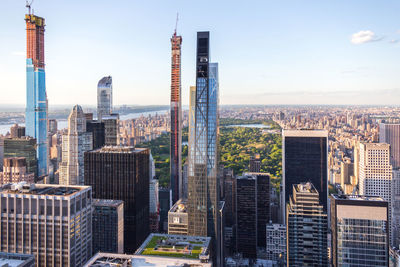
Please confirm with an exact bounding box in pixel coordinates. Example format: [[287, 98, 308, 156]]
[[0, 252, 34, 267], [84, 253, 212, 267], [331, 194, 385, 202], [283, 129, 328, 137], [135, 233, 211, 261], [295, 182, 317, 194], [93, 199, 124, 207], [0, 182, 89, 196], [91, 146, 147, 154]]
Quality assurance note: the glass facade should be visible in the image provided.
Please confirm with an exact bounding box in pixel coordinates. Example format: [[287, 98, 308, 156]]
[[97, 76, 112, 121], [283, 133, 328, 211], [188, 31, 220, 264], [337, 218, 388, 266]]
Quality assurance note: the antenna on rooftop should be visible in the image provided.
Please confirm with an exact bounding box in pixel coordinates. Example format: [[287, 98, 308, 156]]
[[174, 13, 179, 36], [26, 0, 34, 15]]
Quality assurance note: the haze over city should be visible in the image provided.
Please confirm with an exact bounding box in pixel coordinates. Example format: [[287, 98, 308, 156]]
[[0, 0, 400, 106]]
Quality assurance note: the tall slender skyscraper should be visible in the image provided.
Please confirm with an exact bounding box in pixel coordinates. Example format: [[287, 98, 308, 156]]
[[170, 30, 183, 204], [97, 76, 112, 121], [188, 31, 221, 265], [25, 13, 48, 177], [59, 105, 93, 185]]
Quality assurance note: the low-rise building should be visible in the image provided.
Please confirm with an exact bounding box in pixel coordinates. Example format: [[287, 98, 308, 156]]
[[168, 199, 188, 235]]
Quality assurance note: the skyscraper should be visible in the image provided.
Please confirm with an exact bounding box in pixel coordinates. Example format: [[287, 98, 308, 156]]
[[0, 183, 93, 267], [84, 146, 150, 253], [286, 183, 328, 266], [92, 199, 124, 254], [235, 173, 270, 258], [59, 105, 93, 185], [249, 154, 261, 172], [331, 194, 389, 267], [0, 157, 35, 184], [282, 130, 328, 218], [25, 13, 48, 177], [97, 76, 112, 121], [380, 123, 400, 169], [3, 137, 37, 178], [188, 32, 220, 265], [358, 142, 393, 244], [170, 28, 183, 204]]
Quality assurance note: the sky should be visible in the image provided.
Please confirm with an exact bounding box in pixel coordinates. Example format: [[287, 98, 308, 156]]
[[0, 0, 399, 106]]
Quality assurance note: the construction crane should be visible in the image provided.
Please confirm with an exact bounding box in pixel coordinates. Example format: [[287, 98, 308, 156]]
[[26, 0, 34, 15]]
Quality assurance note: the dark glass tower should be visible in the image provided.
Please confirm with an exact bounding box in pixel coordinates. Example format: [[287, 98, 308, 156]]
[[283, 130, 328, 214], [188, 32, 220, 264], [170, 30, 183, 204], [84, 146, 149, 253]]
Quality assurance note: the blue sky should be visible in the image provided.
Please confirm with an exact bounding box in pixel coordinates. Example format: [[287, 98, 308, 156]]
[[0, 0, 399, 106]]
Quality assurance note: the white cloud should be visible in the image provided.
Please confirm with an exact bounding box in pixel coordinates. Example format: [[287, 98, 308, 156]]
[[351, 30, 380, 44]]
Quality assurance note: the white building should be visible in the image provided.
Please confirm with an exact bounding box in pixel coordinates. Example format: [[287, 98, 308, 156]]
[[265, 223, 286, 263], [359, 142, 393, 243], [59, 105, 92, 185], [97, 76, 112, 121]]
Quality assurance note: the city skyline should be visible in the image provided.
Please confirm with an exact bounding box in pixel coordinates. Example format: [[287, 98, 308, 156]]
[[0, 0, 399, 106]]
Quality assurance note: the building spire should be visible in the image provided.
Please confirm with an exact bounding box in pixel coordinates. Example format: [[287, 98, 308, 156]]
[[174, 13, 179, 36]]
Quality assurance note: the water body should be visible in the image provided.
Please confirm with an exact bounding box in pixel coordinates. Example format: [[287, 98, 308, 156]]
[[225, 124, 272, 129], [0, 109, 169, 135]]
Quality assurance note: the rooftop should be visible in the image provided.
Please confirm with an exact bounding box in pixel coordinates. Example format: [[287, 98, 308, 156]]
[[93, 199, 124, 207], [169, 199, 187, 213], [294, 182, 317, 194], [283, 129, 328, 138], [331, 194, 385, 202], [135, 233, 211, 261], [84, 253, 212, 267], [0, 182, 89, 196], [0, 252, 35, 267], [91, 146, 147, 154]]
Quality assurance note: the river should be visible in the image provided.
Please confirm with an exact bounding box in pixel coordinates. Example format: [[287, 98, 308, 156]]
[[0, 109, 169, 135]]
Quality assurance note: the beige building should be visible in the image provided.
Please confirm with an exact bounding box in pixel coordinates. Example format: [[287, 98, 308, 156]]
[[168, 199, 188, 235], [0, 183, 92, 267], [0, 157, 34, 185]]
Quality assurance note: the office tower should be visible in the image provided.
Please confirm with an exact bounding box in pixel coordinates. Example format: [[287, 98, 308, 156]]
[[159, 188, 171, 232], [236, 175, 257, 258], [3, 137, 37, 178], [182, 162, 188, 199], [286, 183, 328, 266], [393, 170, 400, 247], [48, 119, 57, 134], [0, 252, 35, 267], [340, 161, 354, 194], [188, 32, 220, 265], [358, 142, 393, 243], [86, 120, 105, 149], [0, 138, 3, 170], [59, 105, 93, 185], [266, 223, 286, 264], [282, 130, 328, 217], [380, 123, 400, 169], [170, 29, 183, 204], [168, 199, 188, 235], [25, 13, 48, 177], [97, 76, 112, 121], [84, 146, 149, 253], [235, 173, 270, 258], [10, 124, 25, 138], [149, 177, 159, 233], [331, 195, 389, 267], [103, 114, 119, 146], [0, 157, 34, 184], [0, 183, 92, 267], [92, 199, 124, 254], [249, 154, 261, 172]]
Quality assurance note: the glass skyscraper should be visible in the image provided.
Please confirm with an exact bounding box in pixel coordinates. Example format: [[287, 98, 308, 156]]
[[25, 14, 48, 177], [331, 194, 389, 267], [97, 76, 113, 121], [188, 31, 221, 265]]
